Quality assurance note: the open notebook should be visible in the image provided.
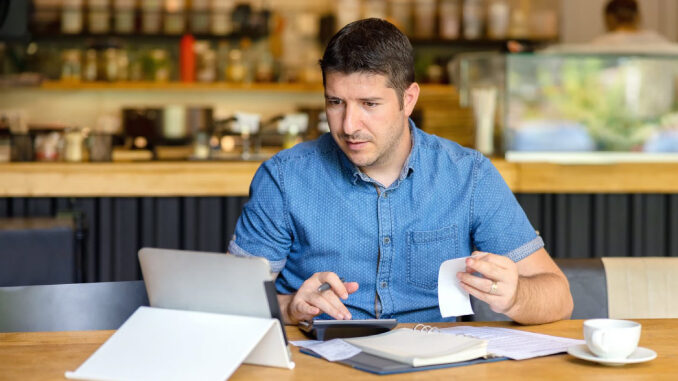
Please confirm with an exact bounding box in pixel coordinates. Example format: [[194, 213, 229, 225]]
[[344, 326, 488, 367]]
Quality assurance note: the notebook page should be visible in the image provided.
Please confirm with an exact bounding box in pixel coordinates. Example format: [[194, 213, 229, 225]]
[[439, 326, 585, 360]]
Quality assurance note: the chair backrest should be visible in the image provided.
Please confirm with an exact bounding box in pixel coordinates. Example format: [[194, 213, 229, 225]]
[[0, 217, 77, 286], [602, 257, 678, 319], [0, 281, 149, 332], [468, 258, 609, 321]]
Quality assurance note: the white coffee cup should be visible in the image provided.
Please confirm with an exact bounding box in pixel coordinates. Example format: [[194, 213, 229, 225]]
[[583, 319, 641, 359]]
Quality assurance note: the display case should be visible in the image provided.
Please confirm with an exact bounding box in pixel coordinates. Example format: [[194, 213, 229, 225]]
[[505, 53, 678, 161], [454, 51, 678, 161]]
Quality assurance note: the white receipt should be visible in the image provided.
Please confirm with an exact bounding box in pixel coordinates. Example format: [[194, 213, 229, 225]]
[[439, 326, 585, 360], [438, 257, 474, 317], [292, 339, 361, 362]]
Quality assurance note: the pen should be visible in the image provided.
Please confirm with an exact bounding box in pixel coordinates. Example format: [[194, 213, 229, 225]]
[[318, 278, 345, 292]]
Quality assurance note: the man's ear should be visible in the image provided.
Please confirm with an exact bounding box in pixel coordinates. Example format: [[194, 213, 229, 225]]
[[403, 82, 420, 116]]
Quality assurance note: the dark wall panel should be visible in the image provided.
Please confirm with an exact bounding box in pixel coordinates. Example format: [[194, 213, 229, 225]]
[[1, 194, 675, 283]]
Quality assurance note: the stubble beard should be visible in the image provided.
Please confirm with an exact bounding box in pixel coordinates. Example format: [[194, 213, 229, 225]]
[[347, 119, 407, 170]]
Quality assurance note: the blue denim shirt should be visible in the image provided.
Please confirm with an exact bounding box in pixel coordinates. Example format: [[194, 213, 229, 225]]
[[229, 122, 543, 322]]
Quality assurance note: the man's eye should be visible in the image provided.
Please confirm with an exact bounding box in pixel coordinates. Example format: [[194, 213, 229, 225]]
[[327, 99, 342, 105], [365, 102, 378, 108]]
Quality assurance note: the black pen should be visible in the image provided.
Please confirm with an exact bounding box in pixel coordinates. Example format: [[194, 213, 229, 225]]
[[318, 277, 345, 292]]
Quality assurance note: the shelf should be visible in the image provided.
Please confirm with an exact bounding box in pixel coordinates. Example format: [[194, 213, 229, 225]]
[[410, 37, 557, 47], [37, 81, 457, 96], [39, 80, 326, 92]]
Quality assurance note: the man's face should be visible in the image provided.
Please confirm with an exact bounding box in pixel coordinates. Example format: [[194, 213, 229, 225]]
[[324, 72, 417, 172]]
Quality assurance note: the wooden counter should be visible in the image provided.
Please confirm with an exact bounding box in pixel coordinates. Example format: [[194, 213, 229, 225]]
[[1, 160, 678, 197]]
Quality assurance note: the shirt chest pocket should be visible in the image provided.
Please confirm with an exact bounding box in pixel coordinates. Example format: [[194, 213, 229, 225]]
[[406, 225, 458, 290]]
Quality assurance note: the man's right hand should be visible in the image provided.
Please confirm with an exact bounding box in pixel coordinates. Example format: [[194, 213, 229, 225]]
[[278, 272, 359, 324]]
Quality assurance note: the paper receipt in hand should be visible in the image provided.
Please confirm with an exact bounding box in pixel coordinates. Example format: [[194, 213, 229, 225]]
[[438, 257, 474, 317]]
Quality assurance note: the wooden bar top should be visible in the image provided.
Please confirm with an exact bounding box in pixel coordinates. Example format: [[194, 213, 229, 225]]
[[1, 159, 678, 197], [0, 319, 676, 380]]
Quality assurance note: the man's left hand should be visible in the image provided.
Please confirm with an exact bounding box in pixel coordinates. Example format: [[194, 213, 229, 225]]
[[457, 251, 519, 314]]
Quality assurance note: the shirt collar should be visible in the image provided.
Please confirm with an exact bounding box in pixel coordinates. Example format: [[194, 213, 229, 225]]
[[339, 118, 419, 188]]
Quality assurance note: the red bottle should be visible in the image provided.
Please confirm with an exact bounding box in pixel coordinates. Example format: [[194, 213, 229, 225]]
[[180, 34, 195, 82]]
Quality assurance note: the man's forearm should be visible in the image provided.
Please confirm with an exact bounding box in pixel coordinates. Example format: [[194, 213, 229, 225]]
[[505, 273, 573, 325]]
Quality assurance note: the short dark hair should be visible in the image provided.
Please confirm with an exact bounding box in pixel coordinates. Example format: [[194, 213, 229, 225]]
[[319, 18, 415, 109], [605, 0, 639, 25]]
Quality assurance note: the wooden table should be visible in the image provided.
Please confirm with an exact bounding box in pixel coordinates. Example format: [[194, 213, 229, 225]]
[[0, 319, 676, 381]]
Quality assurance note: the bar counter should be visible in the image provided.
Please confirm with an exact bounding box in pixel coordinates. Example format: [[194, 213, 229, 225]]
[[1, 159, 678, 197]]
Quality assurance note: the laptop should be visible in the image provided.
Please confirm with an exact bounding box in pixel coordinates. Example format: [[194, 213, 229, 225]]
[[138, 247, 287, 342]]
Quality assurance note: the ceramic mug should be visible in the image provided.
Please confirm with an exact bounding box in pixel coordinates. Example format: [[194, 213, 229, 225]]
[[583, 319, 641, 359]]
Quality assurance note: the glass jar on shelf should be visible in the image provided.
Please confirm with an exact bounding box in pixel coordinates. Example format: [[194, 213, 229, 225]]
[[116, 48, 129, 81], [63, 127, 85, 162], [195, 41, 216, 82], [61, 49, 82, 82], [439, 0, 460, 39], [210, 0, 235, 36], [463, 0, 486, 40], [149, 49, 171, 81], [487, 0, 510, 39], [164, 0, 186, 35], [529, 0, 558, 39], [88, 0, 110, 34], [388, 0, 412, 36], [413, 0, 436, 39], [190, 0, 210, 34], [141, 0, 162, 34], [102, 47, 119, 81], [217, 41, 231, 81], [226, 48, 247, 83], [114, 0, 136, 34], [83, 48, 98, 81], [62, 0, 84, 34]]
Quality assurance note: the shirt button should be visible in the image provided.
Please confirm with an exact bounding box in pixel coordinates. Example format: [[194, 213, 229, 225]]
[[383, 236, 390, 245], [380, 281, 388, 288], [383, 193, 388, 198]]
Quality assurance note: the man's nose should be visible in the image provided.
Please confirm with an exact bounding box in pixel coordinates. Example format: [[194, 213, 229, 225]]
[[342, 104, 360, 136]]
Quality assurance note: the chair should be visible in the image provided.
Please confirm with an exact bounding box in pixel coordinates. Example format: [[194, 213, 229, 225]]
[[0, 217, 78, 286], [602, 257, 678, 319], [468, 258, 609, 321], [0, 281, 149, 332]]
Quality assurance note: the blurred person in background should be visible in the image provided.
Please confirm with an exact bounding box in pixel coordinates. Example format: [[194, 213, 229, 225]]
[[591, 0, 671, 45]]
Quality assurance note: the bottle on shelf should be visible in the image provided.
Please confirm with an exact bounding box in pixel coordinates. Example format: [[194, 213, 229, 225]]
[[61, 49, 82, 82], [463, 0, 486, 40], [113, 0, 136, 34], [195, 41, 217, 82], [88, 0, 111, 34], [413, 0, 437, 39], [141, 0, 163, 34], [62, 0, 84, 34], [210, 0, 235, 36], [487, 0, 510, 39], [439, 0, 461, 40], [83, 48, 98, 81], [164, 0, 186, 35], [180, 34, 196, 82], [190, 0, 211, 34], [388, 0, 412, 36]]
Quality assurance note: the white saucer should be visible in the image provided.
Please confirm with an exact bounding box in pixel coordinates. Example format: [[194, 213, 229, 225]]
[[567, 344, 657, 366]]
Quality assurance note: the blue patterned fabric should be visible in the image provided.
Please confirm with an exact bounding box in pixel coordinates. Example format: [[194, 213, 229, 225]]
[[229, 121, 543, 322]]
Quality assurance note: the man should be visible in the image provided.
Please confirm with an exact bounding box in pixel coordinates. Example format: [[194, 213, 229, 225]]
[[229, 19, 573, 325], [591, 0, 671, 45]]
